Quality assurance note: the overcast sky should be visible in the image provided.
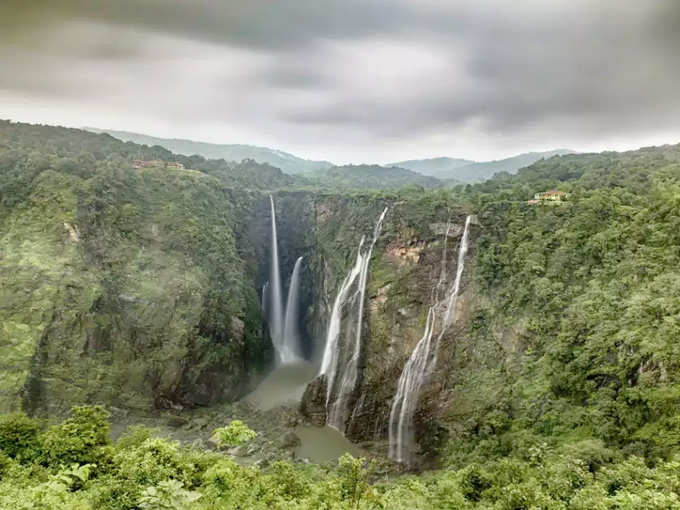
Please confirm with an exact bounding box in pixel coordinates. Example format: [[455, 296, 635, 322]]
[[1, 1, 679, 163]]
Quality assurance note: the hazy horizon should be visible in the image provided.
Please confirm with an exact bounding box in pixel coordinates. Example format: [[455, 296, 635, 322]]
[[2, 1, 679, 164], [3, 119, 674, 168]]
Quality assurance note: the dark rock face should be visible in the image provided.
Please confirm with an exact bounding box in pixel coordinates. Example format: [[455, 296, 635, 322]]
[[345, 391, 391, 442], [300, 375, 327, 426]]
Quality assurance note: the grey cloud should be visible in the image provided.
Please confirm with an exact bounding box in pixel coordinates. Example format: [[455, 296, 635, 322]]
[[0, 0, 416, 51], [1, 0, 679, 162]]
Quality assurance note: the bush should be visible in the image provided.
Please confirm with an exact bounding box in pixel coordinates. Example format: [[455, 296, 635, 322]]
[[0, 452, 11, 479], [0, 413, 42, 462], [210, 420, 257, 448], [116, 425, 159, 450], [138, 479, 201, 510], [40, 405, 110, 467], [113, 437, 197, 487], [459, 464, 490, 502]]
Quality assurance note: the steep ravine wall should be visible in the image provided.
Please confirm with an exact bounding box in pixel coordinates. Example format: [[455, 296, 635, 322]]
[[272, 192, 480, 464]]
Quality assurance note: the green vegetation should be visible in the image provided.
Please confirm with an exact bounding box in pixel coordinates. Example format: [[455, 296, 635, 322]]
[[3, 120, 680, 507], [0, 407, 679, 508], [210, 420, 257, 448], [392, 150, 575, 182], [0, 120, 273, 413], [444, 144, 680, 462], [305, 164, 443, 190], [85, 128, 333, 175]]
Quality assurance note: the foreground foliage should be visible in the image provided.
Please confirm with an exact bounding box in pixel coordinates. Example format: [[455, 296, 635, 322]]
[[1, 407, 679, 509]]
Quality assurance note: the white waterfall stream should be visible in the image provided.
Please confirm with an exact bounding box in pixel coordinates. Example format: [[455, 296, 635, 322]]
[[267, 195, 303, 364], [319, 208, 388, 433], [282, 257, 304, 362], [389, 215, 472, 465], [268, 195, 285, 359]]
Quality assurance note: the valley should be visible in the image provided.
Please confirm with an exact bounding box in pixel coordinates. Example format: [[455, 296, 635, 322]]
[[1, 120, 680, 508]]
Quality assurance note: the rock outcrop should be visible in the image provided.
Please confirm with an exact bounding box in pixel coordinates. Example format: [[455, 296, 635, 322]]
[[300, 375, 327, 426]]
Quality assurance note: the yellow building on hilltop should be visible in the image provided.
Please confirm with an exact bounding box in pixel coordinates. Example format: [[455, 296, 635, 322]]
[[528, 190, 568, 205]]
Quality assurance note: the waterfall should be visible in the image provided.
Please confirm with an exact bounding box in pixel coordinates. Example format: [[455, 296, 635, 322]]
[[389, 215, 472, 465], [320, 208, 388, 433], [281, 257, 304, 363], [267, 195, 285, 362], [318, 238, 365, 399]]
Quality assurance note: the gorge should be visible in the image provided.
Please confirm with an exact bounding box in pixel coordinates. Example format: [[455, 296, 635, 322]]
[[2, 121, 680, 507]]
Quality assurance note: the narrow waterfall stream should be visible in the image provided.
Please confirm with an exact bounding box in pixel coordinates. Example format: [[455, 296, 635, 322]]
[[268, 195, 285, 360], [389, 215, 472, 465], [320, 208, 388, 433], [266, 195, 303, 364], [282, 257, 304, 361]]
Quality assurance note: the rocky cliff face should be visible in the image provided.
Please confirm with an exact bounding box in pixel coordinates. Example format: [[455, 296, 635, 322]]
[[281, 192, 479, 462]]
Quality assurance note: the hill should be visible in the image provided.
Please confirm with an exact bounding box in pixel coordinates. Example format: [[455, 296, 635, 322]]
[[0, 120, 288, 414], [309, 164, 442, 189], [391, 149, 575, 183], [449, 148, 575, 182], [388, 156, 474, 179], [85, 127, 334, 175]]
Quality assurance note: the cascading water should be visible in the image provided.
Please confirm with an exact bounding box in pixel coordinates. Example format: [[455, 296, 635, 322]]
[[265, 195, 304, 363], [318, 239, 365, 402], [389, 215, 472, 465], [320, 208, 388, 433], [282, 256, 304, 362], [268, 195, 285, 355]]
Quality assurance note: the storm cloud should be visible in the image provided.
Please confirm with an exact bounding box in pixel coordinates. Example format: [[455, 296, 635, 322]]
[[1, 0, 679, 162]]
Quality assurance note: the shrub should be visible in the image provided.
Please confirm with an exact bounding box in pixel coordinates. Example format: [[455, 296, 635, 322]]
[[138, 479, 201, 510], [210, 420, 257, 448], [40, 405, 110, 467], [114, 437, 193, 486], [116, 425, 159, 450], [0, 413, 42, 462], [459, 464, 490, 502]]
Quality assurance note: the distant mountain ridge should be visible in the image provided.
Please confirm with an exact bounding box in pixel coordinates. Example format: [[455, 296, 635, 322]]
[[308, 164, 442, 190], [388, 157, 475, 179], [391, 149, 575, 183], [84, 128, 334, 175], [87, 127, 574, 184]]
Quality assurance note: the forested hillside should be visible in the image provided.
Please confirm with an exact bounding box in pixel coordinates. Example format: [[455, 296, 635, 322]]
[[1, 121, 680, 508], [306, 164, 442, 190], [0, 121, 279, 415], [391, 150, 574, 182], [86, 128, 333, 175], [445, 144, 680, 464]]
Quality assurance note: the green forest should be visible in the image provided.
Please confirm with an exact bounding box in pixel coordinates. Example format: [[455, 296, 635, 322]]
[[1, 121, 680, 508]]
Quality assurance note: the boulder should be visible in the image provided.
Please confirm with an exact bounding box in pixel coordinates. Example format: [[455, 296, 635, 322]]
[[300, 375, 328, 426]]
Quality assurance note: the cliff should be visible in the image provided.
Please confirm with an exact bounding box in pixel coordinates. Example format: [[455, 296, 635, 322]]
[[0, 122, 274, 415]]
